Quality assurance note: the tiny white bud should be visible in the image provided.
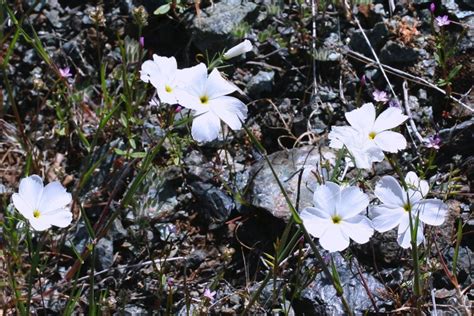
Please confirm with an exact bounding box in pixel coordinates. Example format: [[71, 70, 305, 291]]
[[223, 40, 252, 60]]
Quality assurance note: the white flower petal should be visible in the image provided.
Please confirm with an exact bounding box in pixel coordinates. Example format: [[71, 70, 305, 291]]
[[345, 103, 375, 133], [42, 209, 73, 228], [12, 193, 34, 220], [313, 182, 340, 216], [152, 55, 177, 78], [337, 186, 369, 219], [19, 175, 44, 209], [140, 60, 162, 87], [341, 216, 374, 244], [374, 176, 405, 206], [191, 111, 221, 142], [175, 90, 202, 110], [371, 205, 405, 232], [319, 224, 350, 252], [374, 131, 407, 152], [415, 199, 448, 226], [209, 96, 247, 130], [38, 181, 72, 214], [300, 207, 332, 238], [156, 85, 178, 105], [397, 222, 423, 248], [29, 217, 52, 231], [405, 172, 429, 197], [373, 107, 408, 133], [205, 69, 237, 99], [176, 63, 208, 96]]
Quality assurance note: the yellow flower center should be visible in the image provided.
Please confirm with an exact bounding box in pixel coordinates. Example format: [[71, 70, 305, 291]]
[[403, 203, 411, 212], [368, 131, 377, 140], [33, 209, 41, 218], [200, 95, 209, 104], [165, 85, 172, 93], [332, 215, 342, 224]]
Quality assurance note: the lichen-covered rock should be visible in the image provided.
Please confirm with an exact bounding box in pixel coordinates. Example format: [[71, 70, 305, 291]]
[[184, 0, 259, 53], [246, 146, 334, 220]]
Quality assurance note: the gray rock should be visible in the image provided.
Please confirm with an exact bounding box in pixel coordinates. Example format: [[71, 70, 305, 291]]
[[297, 252, 386, 314], [96, 237, 114, 270], [190, 182, 234, 228], [349, 22, 389, 57], [123, 304, 148, 315], [245, 70, 275, 98], [246, 146, 333, 220], [379, 41, 419, 65], [185, 1, 259, 53]]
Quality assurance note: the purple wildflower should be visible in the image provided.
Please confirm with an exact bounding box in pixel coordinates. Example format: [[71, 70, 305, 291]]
[[59, 67, 72, 78], [203, 288, 216, 301], [426, 134, 441, 149], [388, 99, 401, 108], [435, 15, 451, 27], [360, 74, 366, 86], [139, 36, 145, 48], [372, 90, 389, 103], [429, 3, 435, 13]]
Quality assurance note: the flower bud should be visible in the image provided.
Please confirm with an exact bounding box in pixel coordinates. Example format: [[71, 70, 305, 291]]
[[429, 3, 435, 13], [223, 40, 252, 60], [89, 6, 106, 27], [132, 5, 149, 27]]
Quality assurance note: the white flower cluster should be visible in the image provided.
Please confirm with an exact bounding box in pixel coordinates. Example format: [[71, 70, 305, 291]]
[[301, 103, 448, 252], [140, 41, 252, 143]]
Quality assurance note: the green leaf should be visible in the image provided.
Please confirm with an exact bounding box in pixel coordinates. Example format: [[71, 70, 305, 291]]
[[114, 148, 127, 156], [130, 151, 147, 158], [447, 64, 462, 81], [154, 3, 170, 15]]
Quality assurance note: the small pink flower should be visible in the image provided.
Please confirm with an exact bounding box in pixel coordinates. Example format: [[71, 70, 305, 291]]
[[59, 67, 72, 78], [139, 36, 145, 48], [435, 15, 451, 27], [175, 105, 183, 113], [372, 90, 389, 103], [203, 288, 216, 301], [360, 75, 366, 86], [429, 3, 435, 13]]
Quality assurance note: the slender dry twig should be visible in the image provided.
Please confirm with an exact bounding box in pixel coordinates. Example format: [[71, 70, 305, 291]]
[[344, 0, 398, 101], [345, 49, 473, 112], [403, 80, 427, 146]]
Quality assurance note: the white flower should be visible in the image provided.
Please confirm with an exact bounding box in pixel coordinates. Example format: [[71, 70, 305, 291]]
[[329, 125, 384, 169], [371, 172, 448, 248], [300, 182, 374, 252], [328, 103, 408, 169], [140, 55, 192, 105], [223, 40, 252, 59], [12, 175, 73, 231], [174, 63, 247, 142]]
